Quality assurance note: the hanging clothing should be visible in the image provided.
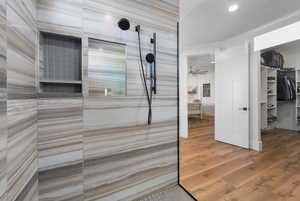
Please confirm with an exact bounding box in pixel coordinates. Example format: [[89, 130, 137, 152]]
[[277, 74, 296, 101]]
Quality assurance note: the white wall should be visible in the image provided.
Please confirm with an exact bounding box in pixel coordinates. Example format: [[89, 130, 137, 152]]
[[179, 56, 189, 138], [273, 42, 300, 68], [282, 51, 300, 68]]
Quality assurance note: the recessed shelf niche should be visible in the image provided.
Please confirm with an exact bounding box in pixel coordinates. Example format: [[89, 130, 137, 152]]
[[39, 32, 82, 94]]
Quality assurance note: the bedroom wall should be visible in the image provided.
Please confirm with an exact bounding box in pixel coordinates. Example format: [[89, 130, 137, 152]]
[[36, 0, 178, 201]]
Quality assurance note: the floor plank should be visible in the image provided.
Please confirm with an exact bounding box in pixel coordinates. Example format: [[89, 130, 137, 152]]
[[180, 119, 300, 201]]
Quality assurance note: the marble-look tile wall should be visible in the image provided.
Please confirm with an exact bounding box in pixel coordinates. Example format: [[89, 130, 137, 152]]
[[36, 0, 178, 201], [37, 98, 84, 201], [6, 0, 38, 201], [0, 0, 7, 200]]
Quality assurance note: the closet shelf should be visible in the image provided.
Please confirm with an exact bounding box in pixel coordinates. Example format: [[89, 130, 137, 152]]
[[40, 80, 82, 84], [261, 62, 278, 130]]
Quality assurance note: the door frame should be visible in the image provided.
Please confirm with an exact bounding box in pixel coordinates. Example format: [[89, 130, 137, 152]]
[[179, 42, 262, 151], [179, 49, 215, 139], [253, 20, 300, 152]]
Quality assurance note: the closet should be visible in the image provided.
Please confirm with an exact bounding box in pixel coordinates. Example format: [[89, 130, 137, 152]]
[[260, 42, 300, 131]]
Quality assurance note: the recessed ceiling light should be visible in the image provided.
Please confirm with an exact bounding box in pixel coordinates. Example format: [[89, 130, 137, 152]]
[[228, 4, 239, 13]]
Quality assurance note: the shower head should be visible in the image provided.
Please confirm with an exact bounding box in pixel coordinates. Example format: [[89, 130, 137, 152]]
[[146, 53, 155, 64], [118, 18, 130, 31]]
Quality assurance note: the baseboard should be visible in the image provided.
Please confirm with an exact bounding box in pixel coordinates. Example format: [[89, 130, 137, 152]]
[[250, 139, 262, 152]]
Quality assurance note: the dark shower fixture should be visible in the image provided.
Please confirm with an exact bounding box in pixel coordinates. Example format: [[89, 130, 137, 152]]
[[150, 33, 157, 94], [146, 53, 155, 63], [118, 18, 130, 31], [118, 18, 157, 125]]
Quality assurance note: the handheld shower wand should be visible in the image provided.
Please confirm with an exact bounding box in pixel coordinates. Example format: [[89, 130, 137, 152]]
[[136, 25, 152, 125], [150, 33, 157, 94], [118, 18, 157, 125]]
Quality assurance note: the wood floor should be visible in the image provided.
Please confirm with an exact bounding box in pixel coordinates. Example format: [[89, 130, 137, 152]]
[[180, 118, 300, 201]]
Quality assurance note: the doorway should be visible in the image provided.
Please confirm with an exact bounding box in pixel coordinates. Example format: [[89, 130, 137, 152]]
[[179, 45, 251, 200], [187, 54, 215, 141], [180, 43, 251, 148], [258, 40, 300, 149]]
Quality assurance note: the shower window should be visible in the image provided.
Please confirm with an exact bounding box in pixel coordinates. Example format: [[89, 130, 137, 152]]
[[88, 39, 127, 96]]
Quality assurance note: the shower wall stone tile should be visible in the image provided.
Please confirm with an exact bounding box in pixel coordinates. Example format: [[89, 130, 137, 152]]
[[36, 0, 179, 200], [36, 1, 85, 200], [83, 119, 178, 201], [37, 98, 84, 201], [6, 0, 38, 201], [0, 0, 6, 199], [82, 96, 178, 200], [37, 0, 83, 37], [0, 99, 7, 201], [6, 100, 37, 201], [6, 3, 37, 99]]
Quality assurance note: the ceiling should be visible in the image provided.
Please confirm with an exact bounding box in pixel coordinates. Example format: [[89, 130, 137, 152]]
[[181, 0, 300, 49]]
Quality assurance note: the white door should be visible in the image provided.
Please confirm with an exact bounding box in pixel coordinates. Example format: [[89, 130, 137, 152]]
[[215, 43, 249, 149]]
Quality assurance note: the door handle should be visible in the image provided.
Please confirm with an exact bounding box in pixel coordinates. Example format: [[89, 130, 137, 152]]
[[239, 107, 248, 111]]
